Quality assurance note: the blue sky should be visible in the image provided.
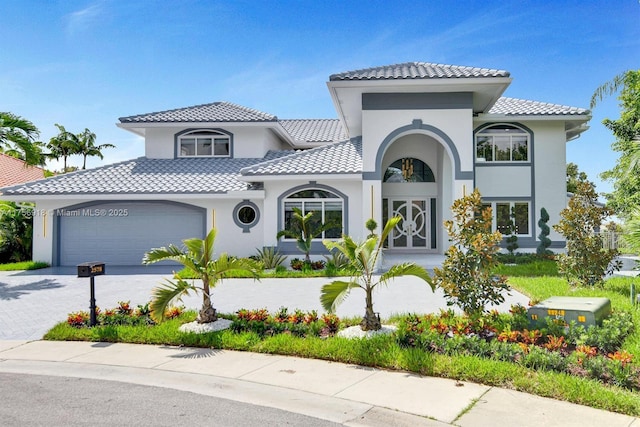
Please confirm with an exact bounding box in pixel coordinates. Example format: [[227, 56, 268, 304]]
[[2, 0, 639, 195]]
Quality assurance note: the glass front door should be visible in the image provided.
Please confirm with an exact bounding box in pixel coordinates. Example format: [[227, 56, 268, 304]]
[[385, 199, 428, 249]]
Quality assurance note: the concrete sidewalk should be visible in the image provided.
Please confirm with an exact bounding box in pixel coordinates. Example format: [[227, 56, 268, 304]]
[[0, 340, 637, 427]]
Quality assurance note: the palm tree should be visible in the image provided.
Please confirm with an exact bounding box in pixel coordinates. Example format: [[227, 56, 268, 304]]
[[321, 217, 434, 331], [75, 128, 114, 169], [47, 124, 79, 171], [277, 207, 338, 263], [0, 112, 44, 166], [142, 229, 261, 323]]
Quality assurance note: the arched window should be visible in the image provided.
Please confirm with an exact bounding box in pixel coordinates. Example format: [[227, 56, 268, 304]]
[[178, 129, 230, 157], [475, 124, 529, 162], [282, 189, 343, 239], [383, 158, 435, 182]]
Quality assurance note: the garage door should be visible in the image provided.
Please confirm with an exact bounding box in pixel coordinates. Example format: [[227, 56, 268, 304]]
[[57, 201, 205, 266]]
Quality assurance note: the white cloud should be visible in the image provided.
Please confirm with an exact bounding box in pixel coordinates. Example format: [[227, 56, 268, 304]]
[[65, 2, 104, 35]]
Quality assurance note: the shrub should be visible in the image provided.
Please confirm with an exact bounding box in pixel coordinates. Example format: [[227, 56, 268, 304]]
[[254, 246, 287, 269], [553, 180, 621, 286], [536, 207, 553, 255], [433, 189, 509, 317]]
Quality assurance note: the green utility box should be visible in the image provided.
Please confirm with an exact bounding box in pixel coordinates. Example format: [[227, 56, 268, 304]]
[[527, 297, 611, 328]]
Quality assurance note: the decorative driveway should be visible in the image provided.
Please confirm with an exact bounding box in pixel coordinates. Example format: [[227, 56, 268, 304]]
[[0, 267, 530, 340]]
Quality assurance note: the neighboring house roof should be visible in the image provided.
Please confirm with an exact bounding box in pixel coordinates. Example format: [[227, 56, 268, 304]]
[[0, 152, 291, 196], [279, 119, 347, 143], [489, 97, 590, 116], [118, 101, 278, 123], [0, 153, 45, 188], [241, 138, 362, 176], [329, 61, 510, 81]]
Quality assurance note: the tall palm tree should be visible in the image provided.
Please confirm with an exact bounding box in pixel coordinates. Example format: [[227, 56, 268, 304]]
[[75, 128, 114, 169], [321, 217, 434, 331], [47, 124, 79, 171], [142, 229, 261, 323], [0, 112, 44, 166]]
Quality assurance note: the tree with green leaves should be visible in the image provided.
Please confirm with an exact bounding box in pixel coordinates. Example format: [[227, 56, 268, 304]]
[[75, 128, 114, 169], [591, 70, 640, 219], [0, 112, 44, 166], [432, 189, 509, 318], [321, 217, 434, 331], [553, 180, 621, 287], [566, 162, 591, 193], [142, 229, 261, 323], [277, 207, 337, 263], [0, 202, 33, 263]]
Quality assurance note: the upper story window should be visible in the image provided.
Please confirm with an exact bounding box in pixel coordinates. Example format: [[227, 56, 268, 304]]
[[476, 125, 528, 162], [383, 158, 435, 183], [179, 130, 230, 157]]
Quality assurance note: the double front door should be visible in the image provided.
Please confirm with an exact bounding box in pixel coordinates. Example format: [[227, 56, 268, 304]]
[[383, 198, 434, 250]]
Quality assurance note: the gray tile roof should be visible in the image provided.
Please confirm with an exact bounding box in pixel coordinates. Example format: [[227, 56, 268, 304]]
[[241, 138, 362, 176], [279, 119, 347, 143], [489, 97, 590, 116], [330, 61, 510, 81], [0, 152, 290, 196], [119, 101, 278, 123]]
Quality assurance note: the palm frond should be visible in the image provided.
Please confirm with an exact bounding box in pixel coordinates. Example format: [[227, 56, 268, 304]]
[[208, 253, 262, 283], [149, 278, 197, 322], [142, 244, 186, 264], [320, 280, 360, 313], [379, 263, 434, 291]]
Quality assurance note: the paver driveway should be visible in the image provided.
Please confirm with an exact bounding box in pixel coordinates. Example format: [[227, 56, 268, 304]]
[[0, 266, 530, 340]]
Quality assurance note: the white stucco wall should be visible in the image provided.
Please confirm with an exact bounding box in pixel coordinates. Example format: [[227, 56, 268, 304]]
[[530, 121, 567, 243], [475, 166, 532, 197], [361, 109, 474, 175]]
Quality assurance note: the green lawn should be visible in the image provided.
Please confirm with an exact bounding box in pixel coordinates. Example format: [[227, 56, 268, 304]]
[[45, 269, 640, 417], [0, 261, 49, 271]]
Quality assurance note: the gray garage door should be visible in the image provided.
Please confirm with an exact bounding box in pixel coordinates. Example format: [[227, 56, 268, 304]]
[[57, 201, 205, 266]]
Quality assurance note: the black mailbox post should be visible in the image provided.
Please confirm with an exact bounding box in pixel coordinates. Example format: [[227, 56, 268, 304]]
[[77, 262, 105, 326]]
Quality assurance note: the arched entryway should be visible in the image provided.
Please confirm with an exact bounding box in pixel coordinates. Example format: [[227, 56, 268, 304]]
[[380, 132, 451, 253]]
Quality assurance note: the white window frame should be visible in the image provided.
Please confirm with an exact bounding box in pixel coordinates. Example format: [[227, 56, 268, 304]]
[[484, 201, 531, 236], [178, 130, 230, 158], [475, 125, 529, 163], [282, 190, 343, 241]]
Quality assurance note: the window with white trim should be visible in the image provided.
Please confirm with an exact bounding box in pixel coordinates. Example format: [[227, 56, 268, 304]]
[[179, 130, 230, 157], [483, 201, 530, 236], [282, 189, 343, 239], [476, 125, 528, 162]]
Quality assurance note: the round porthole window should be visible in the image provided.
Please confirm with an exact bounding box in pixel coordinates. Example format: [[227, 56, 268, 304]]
[[237, 206, 256, 224], [233, 201, 260, 232]]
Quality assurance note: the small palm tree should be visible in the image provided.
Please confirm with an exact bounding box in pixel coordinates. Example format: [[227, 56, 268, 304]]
[[277, 207, 338, 263], [321, 217, 434, 331], [142, 229, 261, 323]]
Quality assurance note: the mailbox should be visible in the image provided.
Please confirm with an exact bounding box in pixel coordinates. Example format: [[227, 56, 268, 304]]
[[77, 262, 106, 278]]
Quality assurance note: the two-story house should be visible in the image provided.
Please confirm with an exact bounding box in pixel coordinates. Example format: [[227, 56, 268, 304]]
[[0, 62, 590, 266]]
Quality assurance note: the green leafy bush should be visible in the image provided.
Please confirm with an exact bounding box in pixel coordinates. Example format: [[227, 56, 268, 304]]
[[253, 246, 287, 269], [553, 180, 621, 286], [433, 189, 509, 317]]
